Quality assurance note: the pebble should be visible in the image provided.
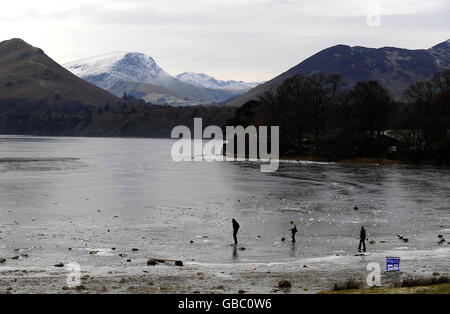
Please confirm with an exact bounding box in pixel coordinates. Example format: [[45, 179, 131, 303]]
[[147, 259, 157, 266], [175, 260, 184, 267], [278, 280, 292, 288]]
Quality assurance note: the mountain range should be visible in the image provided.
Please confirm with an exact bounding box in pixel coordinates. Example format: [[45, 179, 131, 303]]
[[64, 53, 257, 106], [1, 38, 449, 112], [225, 39, 450, 107]]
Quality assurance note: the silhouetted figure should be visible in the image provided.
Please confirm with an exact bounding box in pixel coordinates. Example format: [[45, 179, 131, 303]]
[[358, 226, 367, 252], [290, 221, 298, 243], [232, 218, 240, 245]]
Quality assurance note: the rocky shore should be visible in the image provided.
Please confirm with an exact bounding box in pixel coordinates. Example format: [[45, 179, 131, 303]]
[[1, 248, 448, 294]]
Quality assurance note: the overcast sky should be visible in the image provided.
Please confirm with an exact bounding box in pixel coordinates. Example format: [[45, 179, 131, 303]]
[[1, 0, 449, 81]]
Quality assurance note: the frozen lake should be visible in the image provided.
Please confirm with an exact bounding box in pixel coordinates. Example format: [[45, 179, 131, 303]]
[[0, 135, 449, 277]]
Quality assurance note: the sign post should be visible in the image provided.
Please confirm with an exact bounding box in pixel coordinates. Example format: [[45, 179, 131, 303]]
[[386, 257, 400, 272]]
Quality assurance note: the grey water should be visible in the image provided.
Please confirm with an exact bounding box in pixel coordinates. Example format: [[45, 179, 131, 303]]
[[0, 135, 449, 272]]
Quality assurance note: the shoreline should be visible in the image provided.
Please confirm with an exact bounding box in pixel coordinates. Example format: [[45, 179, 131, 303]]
[[280, 155, 432, 166], [1, 248, 448, 294], [322, 283, 450, 294], [1, 264, 446, 295], [0, 135, 444, 167]]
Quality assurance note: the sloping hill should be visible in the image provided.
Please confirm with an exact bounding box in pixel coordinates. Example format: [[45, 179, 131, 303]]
[[225, 39, 450, 106], [0, 38, 119, 108]]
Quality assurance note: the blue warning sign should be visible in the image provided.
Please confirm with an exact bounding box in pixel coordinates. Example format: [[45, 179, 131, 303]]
[[386, 257, 400, 272]]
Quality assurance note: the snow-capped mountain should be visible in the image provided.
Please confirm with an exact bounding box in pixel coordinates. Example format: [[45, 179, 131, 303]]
[[64, 52, 259, 106], [64, 52, 216, 106], [176, 72, 260, 91], [65, 52, 172, 90]]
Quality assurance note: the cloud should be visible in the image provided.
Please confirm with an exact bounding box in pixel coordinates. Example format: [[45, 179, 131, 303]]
[[0, 0, 448, 81]]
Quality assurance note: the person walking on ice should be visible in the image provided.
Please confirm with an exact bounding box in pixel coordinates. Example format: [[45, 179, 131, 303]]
[[290, 221, 298, 243], [232, 218, 240, 246], [358, 226, 367, 252]]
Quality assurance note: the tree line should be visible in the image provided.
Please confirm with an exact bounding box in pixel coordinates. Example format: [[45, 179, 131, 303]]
[[0, 70, 448, 164], [228, 70, 450, 164], [0, 99, 235, 138]]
